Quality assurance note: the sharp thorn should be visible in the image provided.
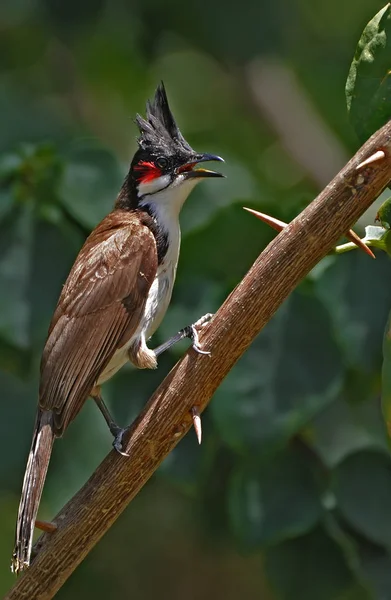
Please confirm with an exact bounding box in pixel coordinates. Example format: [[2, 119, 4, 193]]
[[356, 150, 385, 170], [346, 229, 375, 259], [191, 407, 202, 445], [242, 208, 376, 259], [243, 207, 288, 232], [35, 519, 57, 534]]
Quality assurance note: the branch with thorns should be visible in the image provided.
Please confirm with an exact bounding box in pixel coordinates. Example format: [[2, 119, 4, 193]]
[[5, 129, 391, 600], [243, 149, 387, 258]]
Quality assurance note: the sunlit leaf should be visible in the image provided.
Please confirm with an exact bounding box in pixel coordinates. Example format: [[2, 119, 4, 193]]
[[346, 4, 391, 142]]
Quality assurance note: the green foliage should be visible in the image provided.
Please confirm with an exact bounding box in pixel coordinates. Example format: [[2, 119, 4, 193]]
[[211, 289, 343, 455], [228, 446, 322, 549], [363, 225, 391, 253], [2, 2, 391, 600], [334, 451, 391, 546], [376, 196, 391, 230], [346, 4, 391, 143], [265, 527, 357, 600], [59, 144, 124, 227], [382, 309, 391, 437]]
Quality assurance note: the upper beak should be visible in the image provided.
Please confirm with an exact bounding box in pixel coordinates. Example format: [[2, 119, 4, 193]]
[[179, 153, 225, 179]]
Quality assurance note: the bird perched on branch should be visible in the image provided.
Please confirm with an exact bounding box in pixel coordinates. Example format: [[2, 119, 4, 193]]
[[12, 82, 224, 574]]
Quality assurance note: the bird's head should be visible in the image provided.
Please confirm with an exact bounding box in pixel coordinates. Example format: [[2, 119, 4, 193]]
[[121, 83, 224, 212]]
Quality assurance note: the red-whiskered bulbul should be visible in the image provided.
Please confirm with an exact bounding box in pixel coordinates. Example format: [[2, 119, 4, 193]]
[[12, 82, 224, 574]]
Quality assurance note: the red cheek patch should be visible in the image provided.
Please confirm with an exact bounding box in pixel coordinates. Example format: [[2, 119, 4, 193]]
[[134, 160, 162, 183]]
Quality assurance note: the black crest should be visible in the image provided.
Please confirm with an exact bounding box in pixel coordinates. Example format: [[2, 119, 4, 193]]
[[135, 82, 194, 156]]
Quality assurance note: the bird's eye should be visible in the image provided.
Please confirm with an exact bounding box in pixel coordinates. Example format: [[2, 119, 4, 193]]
[[156, 157, 169, 170]]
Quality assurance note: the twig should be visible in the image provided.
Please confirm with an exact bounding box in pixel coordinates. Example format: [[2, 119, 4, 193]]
[[5, 121, 391, 600]]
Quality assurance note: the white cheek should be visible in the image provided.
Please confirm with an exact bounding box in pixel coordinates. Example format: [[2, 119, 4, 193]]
[[137, 174, 172, 196]]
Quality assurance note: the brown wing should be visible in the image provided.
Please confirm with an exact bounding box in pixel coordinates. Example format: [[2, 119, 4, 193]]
[[39, 209, 158, 435]]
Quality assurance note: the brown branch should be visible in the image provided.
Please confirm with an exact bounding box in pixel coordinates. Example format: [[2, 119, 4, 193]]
[[5, 121, 391, 600]]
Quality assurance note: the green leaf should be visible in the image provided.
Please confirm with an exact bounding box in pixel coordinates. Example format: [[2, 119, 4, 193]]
[[180, 161, 257, 235], [382, 307, 391, 437], [346, 4, 391, 142], [0, 204, 33, 348], [265, 527, 354, 600], [0, 337, 30, 378], [59, 144, 124, 228], [333, 450, 391, 547], [315, 251, 391, 372], [180, 202, 274, 283], [28, 216, 84, 348], [228, 447, 322, 550], [375, 196, 391, 230], [0, 190, 14, 222], [160, 428, 216, 495], [211, 288, 343, 455], [365, 211, 391, 255], [0, 143, 63, 208], [363, 225, 390, 254], [323, 512, 364, 581], [338, 585, 372, 600], [306, 397, 388, 468], [359, 545, 391, 599], [0, 369, 36, 483]]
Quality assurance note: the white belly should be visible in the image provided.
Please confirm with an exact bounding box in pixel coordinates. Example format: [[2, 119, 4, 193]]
[[97, 199, 183, 385], [97, 249, 178, 385]]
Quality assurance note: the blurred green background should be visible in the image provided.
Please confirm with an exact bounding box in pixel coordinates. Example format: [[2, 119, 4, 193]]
[[1, 0, 391, 598]]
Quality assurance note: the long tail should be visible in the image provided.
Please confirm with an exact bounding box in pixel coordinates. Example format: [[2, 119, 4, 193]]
[[11, 409, 55, 574]]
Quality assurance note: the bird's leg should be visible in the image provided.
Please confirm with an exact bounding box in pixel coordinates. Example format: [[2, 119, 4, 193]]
[[153, 313, 213, 357], [91, 388, 129, 457], [153, 314, 212, 447], [92, 315, 213, 456]]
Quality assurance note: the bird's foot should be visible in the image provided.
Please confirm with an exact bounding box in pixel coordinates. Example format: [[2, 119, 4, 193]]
[[111, 426, 130, 457], [186, 313, 213, 355]]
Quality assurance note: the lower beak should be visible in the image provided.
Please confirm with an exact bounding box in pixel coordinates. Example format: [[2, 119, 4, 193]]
[[182, 153, 225, 179]]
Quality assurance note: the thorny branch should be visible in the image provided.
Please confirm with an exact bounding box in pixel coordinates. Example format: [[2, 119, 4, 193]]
[[5, 122, 391, 600]]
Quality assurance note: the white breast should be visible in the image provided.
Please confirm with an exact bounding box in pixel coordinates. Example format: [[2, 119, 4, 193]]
[[97, 174, 200, 385], [97, 209, 181, 385]]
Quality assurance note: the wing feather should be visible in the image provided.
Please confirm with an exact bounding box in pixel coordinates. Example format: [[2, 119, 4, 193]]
[[39, 210, 157, 434]]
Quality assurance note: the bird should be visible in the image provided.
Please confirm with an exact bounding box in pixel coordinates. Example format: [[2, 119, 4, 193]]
[[12, 82, 224, 574]]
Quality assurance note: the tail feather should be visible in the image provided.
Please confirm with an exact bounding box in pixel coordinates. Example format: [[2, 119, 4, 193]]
[[11, 410, 54, 574]]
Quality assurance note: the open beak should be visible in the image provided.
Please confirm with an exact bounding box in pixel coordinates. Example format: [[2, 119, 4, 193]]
[[178, 153, 225, 179]]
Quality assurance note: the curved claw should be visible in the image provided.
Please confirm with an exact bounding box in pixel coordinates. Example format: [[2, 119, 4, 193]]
[[193, 345, 211, 355], [112, 429, 130, 457], [190, 324, 211, 355]]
